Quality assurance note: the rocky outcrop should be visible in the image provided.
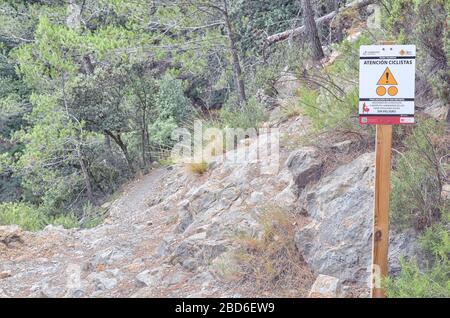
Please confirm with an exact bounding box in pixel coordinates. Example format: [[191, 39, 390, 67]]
[[286, 147, 323, 191], [293, 152, 419, 287], [0, 109, 421, 298]]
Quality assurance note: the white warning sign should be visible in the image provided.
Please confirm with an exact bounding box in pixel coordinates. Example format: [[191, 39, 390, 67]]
[[359, 45, 416, 125]]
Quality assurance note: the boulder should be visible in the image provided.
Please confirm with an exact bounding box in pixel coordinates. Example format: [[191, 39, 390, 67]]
[[331, 140, 353, 154], [0, 225, 23, 247], [286, 147, 323, 191], [0, 271, 12, 279], [308, 275, 341, 298]]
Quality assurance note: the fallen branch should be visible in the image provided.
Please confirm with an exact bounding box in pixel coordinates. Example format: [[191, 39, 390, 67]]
[[265, 0, 377, 47]]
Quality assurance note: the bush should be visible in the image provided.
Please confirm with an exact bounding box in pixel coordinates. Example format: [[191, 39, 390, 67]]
[[229, 205, 313, 296], [281, 98, 303, 119], [384, 257, 450, 298], [295, 33, 372, 132], [0, 202, 48, 231], [149, 75, 191, 147], [385, 207, 450, 298], [297, 85, 359, 131], [78, 202, 106, 229], [218, 96, 266, 129], [382, 0, 450, 101], [390, 118, 446, 230], [0, 202, 78, 231]]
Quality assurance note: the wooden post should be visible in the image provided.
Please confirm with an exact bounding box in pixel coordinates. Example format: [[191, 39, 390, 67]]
[[371, 124, 393, 298]]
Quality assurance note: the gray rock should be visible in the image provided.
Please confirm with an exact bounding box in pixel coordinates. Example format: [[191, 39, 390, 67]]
[[0, 225, 23, 246], [331, 140, 353, 154], [87, 272, 117, 291], [274, 72, 300, 99], [286, 147, 323, 191], [182, 258, 199, 271], [248, 191, 264, 205], [171, 239, 227, 271], [294, 153, 419, 286], [424, 99, 448, 121], [175, 208, 193, 233], [308, 275, 341, 298], [135, 269, 159, 288], [163, 272, 187, 287], [154, 235, 175, 258]]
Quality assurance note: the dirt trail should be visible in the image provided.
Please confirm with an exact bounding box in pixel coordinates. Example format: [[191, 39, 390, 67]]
[[0, 167, 225, 298]]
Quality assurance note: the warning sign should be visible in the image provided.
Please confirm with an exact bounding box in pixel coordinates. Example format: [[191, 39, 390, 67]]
[[359, 45, 416, 125], [377, 67, 397, 85]]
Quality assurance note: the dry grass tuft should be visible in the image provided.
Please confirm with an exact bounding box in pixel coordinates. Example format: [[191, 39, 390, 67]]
[[185, 161, 208, 175], [230, 205, 314, 297], [281, 98, 303, 119]]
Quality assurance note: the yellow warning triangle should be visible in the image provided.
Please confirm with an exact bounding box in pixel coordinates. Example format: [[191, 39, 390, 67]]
[[377, 67, 398, 85]]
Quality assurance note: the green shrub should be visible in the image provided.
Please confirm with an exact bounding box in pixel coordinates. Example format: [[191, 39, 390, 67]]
[[382, 0, 450, 101], [149, 75, 191, 147], [0, 202, 48, 231], [51, 213, 79, 229], [384, 257, 450, 298], [385, 207, 450, 298], [297, 86, 358, 131], [390, 118, 446, 230], [218, 96, 266, 129], [78, 201, 105, 229], [0, 202, 78, 231], [294, 33, 372, 132]]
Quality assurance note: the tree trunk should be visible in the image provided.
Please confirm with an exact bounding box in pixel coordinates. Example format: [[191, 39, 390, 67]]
[[265, 0, 376, 47], [104, 133, 116, 165], [303, 0, 325, 61], [77, 147, 96, 205], [222, 0, 247, 105], [141, 106, 150, 166], [104, 130, 135, 173]]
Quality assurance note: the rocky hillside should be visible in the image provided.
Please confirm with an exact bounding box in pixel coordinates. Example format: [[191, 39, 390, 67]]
[[1, 4, 443, 297], [0, 82, 419, 298]]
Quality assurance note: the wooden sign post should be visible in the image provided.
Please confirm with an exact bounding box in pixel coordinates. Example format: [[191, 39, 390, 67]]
[[371, 124, 392, 298], [359, 43, 416, 298]]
